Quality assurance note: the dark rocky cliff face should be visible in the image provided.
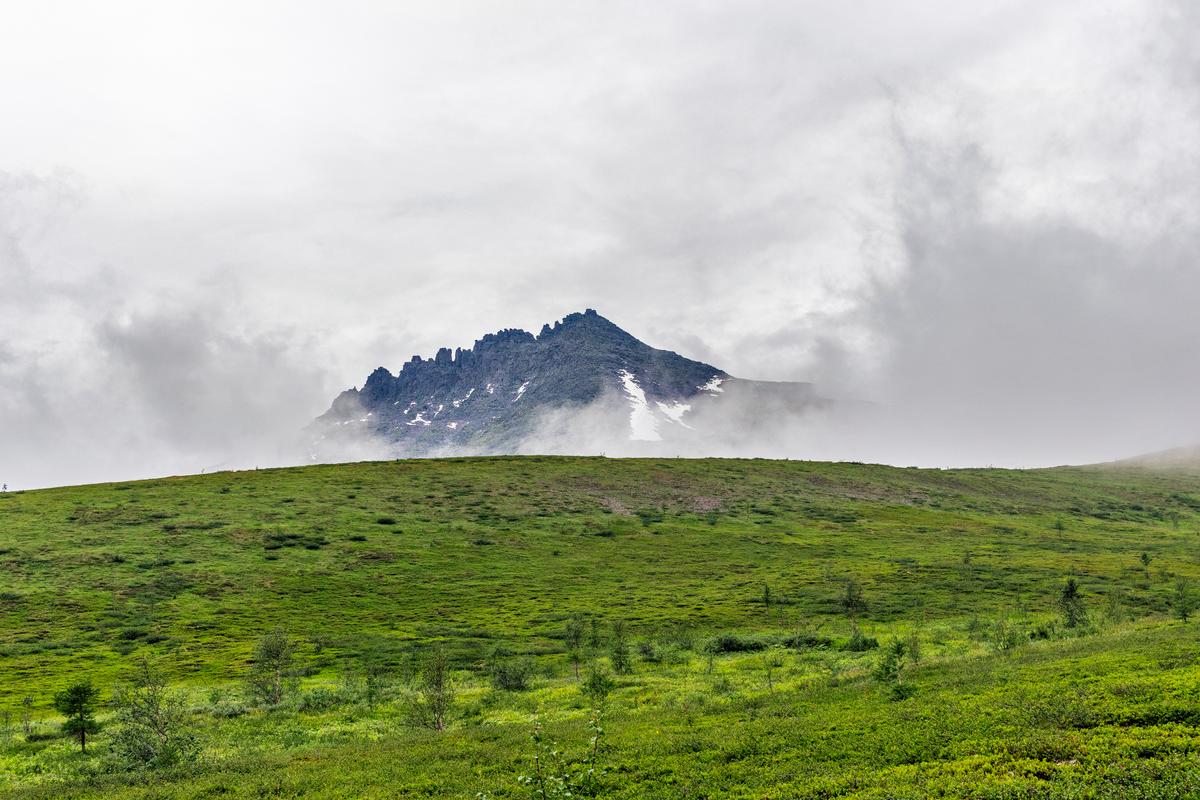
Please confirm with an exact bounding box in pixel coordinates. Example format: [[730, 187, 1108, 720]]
[[312, 309, 818, 456]]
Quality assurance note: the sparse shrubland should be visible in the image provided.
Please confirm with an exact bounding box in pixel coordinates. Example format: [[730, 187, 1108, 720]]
[[2, 456, 1200, 797]]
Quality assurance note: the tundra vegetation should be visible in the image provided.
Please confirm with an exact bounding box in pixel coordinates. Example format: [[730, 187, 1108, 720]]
[[2, 456, 1200, 797]]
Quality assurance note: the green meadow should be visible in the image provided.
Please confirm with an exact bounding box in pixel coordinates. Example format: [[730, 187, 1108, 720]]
[[2, 456, 1200, 798]]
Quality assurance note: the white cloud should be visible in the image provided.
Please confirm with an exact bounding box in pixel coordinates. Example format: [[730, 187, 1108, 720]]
[[0, 1, 1197, 486]]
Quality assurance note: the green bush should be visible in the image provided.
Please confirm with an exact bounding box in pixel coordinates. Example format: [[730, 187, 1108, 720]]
[[490, 657, 535, 691], [107, 660, 198, 771], [783, 632, 833, 650], [988, 617, 1025, 653], [841, 629, 879, 652], [297, 686, 351, 713], [582, 666, 615, 704], [707, 634, 771, 653], [208, 701, 247, 719]]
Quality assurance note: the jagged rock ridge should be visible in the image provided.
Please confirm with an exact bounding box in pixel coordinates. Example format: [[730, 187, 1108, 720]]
[[313, 309, 817, 456]]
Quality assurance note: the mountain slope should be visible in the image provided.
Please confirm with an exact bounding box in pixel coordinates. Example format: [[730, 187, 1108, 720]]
[[1112, 445, 1200, 470], [313, 309, 820, 456], [4, 458, 1200, 798]]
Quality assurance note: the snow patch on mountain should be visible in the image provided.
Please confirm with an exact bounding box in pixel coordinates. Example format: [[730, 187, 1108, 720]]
[[656, 400, 693, 428], [618, 369, 662, 441]]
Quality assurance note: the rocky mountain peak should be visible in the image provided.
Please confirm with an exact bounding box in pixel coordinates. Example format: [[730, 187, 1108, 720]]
[[311, 309, 817, 458]]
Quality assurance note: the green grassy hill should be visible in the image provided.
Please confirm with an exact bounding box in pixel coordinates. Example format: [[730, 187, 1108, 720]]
[[3, 456, 1200, 797]]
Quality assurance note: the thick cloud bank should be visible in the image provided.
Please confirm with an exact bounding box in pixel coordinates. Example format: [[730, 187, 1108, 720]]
[[1, 1, 1198, 487]]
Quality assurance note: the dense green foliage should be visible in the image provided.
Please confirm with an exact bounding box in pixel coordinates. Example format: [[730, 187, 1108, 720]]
[[2, 456, 1200, 797]]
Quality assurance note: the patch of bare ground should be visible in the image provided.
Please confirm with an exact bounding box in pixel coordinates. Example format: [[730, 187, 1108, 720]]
[[600, 497, 633, 516], [689, 495, 722, 512]]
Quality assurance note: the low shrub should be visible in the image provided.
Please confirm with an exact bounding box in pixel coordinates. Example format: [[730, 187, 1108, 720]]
[[639, 640, 690, 664], [636, 509, 664, 526], [784, 632, 834, 650], [707, 634, 771, 653], [490, 658, 535, 691], [582, 666, 615, 703], [841, 629, 879, 652], [297, 686, 352, 713]]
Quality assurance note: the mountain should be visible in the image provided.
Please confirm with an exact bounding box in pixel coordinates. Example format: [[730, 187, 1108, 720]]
[[1111, 445, 1200, 470], [311, 309, 822, 457]]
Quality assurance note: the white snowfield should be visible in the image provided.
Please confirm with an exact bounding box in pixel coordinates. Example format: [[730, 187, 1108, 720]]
[[617, 369, 662, 441], [656, 400, 693, 428], [515, 381, 530, 401], [699, 375, 724, 394]]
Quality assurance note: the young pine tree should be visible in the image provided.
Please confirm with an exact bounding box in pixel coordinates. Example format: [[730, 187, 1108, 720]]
[[839, 579, 867, 619], [873, 639, 914, 701], [1059, 578, 1087, 629], [361, 652, 391, 709], [587, 617, 604, 653], [564, 613, 587, 680], [609, 621, 632, 675], [53, 681, 101, 753]]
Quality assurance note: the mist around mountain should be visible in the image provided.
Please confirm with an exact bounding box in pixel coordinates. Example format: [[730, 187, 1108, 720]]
[[311, 309, 827, 461], [1112, 446, 1200, 470]]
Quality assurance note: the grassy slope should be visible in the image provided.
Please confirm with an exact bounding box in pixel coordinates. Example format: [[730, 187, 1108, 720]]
[[2, 456, 1200, 797]]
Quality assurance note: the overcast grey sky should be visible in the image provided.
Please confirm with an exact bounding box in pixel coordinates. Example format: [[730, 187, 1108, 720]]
[[1, 1, 1198, 488]]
